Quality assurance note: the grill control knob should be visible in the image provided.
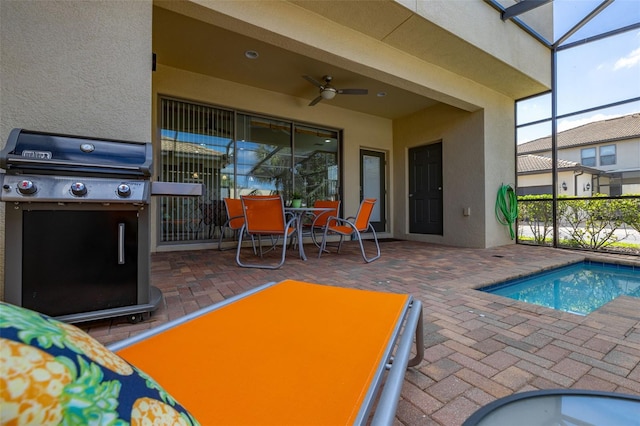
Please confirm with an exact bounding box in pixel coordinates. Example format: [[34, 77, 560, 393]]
[[71, 182, 87, 196], [17, 180, 36, 195], [117, 184, 131, 198]]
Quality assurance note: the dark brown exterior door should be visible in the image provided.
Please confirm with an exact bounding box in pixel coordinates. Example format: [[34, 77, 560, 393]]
[[409, 142, 443, 235]]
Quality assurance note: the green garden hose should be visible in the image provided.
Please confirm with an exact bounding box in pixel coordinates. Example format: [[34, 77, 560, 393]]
[[496, 184, 518, 240]]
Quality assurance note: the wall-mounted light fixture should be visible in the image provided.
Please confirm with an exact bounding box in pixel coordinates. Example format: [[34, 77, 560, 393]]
[[561, 182, 567, 191], [583, 182, 591, 192]]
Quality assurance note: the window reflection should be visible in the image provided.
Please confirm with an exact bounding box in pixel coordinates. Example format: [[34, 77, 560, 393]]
[[159, 100, 340, 244], [236, 115, 292, 196]]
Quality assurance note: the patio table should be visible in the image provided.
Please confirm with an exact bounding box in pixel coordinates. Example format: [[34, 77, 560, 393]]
[[285, 206, 332, 260], [463, 389, 640, 426]]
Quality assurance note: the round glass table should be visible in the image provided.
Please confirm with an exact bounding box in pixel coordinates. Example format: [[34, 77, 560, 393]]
[[463, 389, 640, 426]]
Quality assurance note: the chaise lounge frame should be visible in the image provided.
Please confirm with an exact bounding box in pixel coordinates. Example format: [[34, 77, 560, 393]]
[[108, 280, 424, 425]]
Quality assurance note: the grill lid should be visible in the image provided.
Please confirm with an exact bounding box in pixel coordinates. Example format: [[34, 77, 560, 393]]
[[0, 128, 152, 177]]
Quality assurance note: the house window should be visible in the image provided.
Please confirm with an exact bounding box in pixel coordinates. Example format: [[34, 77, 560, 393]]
[[599, 145, 616, 166], [158, 97, 340, 244], [581, 148, 596, 167]]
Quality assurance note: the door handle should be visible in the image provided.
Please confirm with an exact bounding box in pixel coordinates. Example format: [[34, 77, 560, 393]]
[[118, 223, 125, 264]]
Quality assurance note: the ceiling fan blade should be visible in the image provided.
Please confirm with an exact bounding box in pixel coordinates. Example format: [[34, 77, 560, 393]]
[[337, 88, 368, 95], [303, 75, 323, 88], [308, 96, 323, 106]]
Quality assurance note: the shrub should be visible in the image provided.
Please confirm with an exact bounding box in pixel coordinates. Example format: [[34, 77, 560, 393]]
[[558, 194, 632, 249], [517, 194, 640, 251], [517, 194, 553, 245]]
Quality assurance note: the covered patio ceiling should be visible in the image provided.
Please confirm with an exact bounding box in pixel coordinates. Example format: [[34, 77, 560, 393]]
[[152, 0, 550, 119]]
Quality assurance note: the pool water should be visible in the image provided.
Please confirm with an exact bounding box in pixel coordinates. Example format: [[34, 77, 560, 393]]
[[480, 261, 640, 315]]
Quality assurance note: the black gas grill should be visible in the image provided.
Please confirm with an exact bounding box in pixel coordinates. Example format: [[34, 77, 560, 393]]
[[1, 128, 200, 323]]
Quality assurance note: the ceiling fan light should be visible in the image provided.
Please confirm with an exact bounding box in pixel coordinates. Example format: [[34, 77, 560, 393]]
[[321, 88, 337, 100]]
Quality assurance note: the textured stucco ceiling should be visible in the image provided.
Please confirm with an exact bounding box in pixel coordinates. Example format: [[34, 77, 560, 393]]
[[153, 1, 549, 119]]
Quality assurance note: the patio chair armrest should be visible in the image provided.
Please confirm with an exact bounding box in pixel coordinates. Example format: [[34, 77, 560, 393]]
[[326, 215, 358, 230], [285, 214, 298, 232], [222, 214, 244, 228]]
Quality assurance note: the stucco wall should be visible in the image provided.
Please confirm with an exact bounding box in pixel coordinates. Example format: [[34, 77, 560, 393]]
[[398, 0, 550, 90], [393, 105, 485, 247], [483, 103, 518, 247], [0, 0, 153, 298], [519, 171, 573, 195], [560, 139, 640, 172], [393, 96, 516, 249], [518, 173, 553, 188], [0, 1, 152, 141], [151, 65, 393, 251]]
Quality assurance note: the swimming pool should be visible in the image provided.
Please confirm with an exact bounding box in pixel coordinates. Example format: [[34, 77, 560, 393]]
[[479, 261, 640, 315]]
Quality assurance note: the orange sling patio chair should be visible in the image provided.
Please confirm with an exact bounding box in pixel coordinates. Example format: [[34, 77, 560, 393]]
[[109, 279, 424, 425], [307, 199, 341, 247], [236, 194, 296, 269], [218, 197, 248, 251], [318, 198, 381, 263]]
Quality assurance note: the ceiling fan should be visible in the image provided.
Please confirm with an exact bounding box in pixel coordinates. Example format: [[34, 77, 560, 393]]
[[303, 75, 368, 106]]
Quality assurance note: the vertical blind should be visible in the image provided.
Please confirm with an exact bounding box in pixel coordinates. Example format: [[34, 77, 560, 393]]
[[159, 97, 340, 245], [159, 98, 233, 243]]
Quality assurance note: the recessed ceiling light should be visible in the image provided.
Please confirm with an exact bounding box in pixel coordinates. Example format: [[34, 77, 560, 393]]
[[245, 50, 259, 59], [377, 91, 387, 97], [325, 139, 332, 143]]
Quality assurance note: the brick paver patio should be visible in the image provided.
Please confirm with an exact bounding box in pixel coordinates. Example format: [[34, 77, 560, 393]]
[[82, 241, 640, 425]]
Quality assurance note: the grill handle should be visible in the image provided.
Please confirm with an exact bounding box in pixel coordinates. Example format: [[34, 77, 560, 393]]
[[118, 223, 125, 264]]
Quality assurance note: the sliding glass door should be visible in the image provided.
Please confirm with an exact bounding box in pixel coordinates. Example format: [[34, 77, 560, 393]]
[[158, 98, 340, 244]]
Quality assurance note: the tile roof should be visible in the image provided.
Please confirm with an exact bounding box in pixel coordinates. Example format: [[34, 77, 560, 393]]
[[518, 154, 581, 173], [518, 113, 640, 154], [161, 138, 223, 158]]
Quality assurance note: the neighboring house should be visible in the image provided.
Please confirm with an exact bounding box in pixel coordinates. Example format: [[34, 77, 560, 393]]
[[517, 154, 607, 196], [518, 114, 640, 195]]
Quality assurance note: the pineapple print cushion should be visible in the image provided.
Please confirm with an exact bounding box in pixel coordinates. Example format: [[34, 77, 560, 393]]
[[0, 301, 200, 426]]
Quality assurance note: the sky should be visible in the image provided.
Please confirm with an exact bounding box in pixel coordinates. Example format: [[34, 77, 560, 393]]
[[516, 0, 640, 143]]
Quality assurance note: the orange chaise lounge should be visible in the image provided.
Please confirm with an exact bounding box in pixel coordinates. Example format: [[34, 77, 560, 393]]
[[1, 280, 423, 425]]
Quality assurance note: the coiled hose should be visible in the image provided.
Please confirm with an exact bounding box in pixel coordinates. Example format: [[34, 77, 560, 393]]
[[495, 184, 518, 240]]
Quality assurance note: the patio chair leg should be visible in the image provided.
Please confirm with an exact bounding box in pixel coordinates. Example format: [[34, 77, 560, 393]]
[[318, 227, 331, 258], [218, 226, 229, 251], [235, 227, 293, 269], [356, 226, 381, 263], [220, 225, 255, 253]]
